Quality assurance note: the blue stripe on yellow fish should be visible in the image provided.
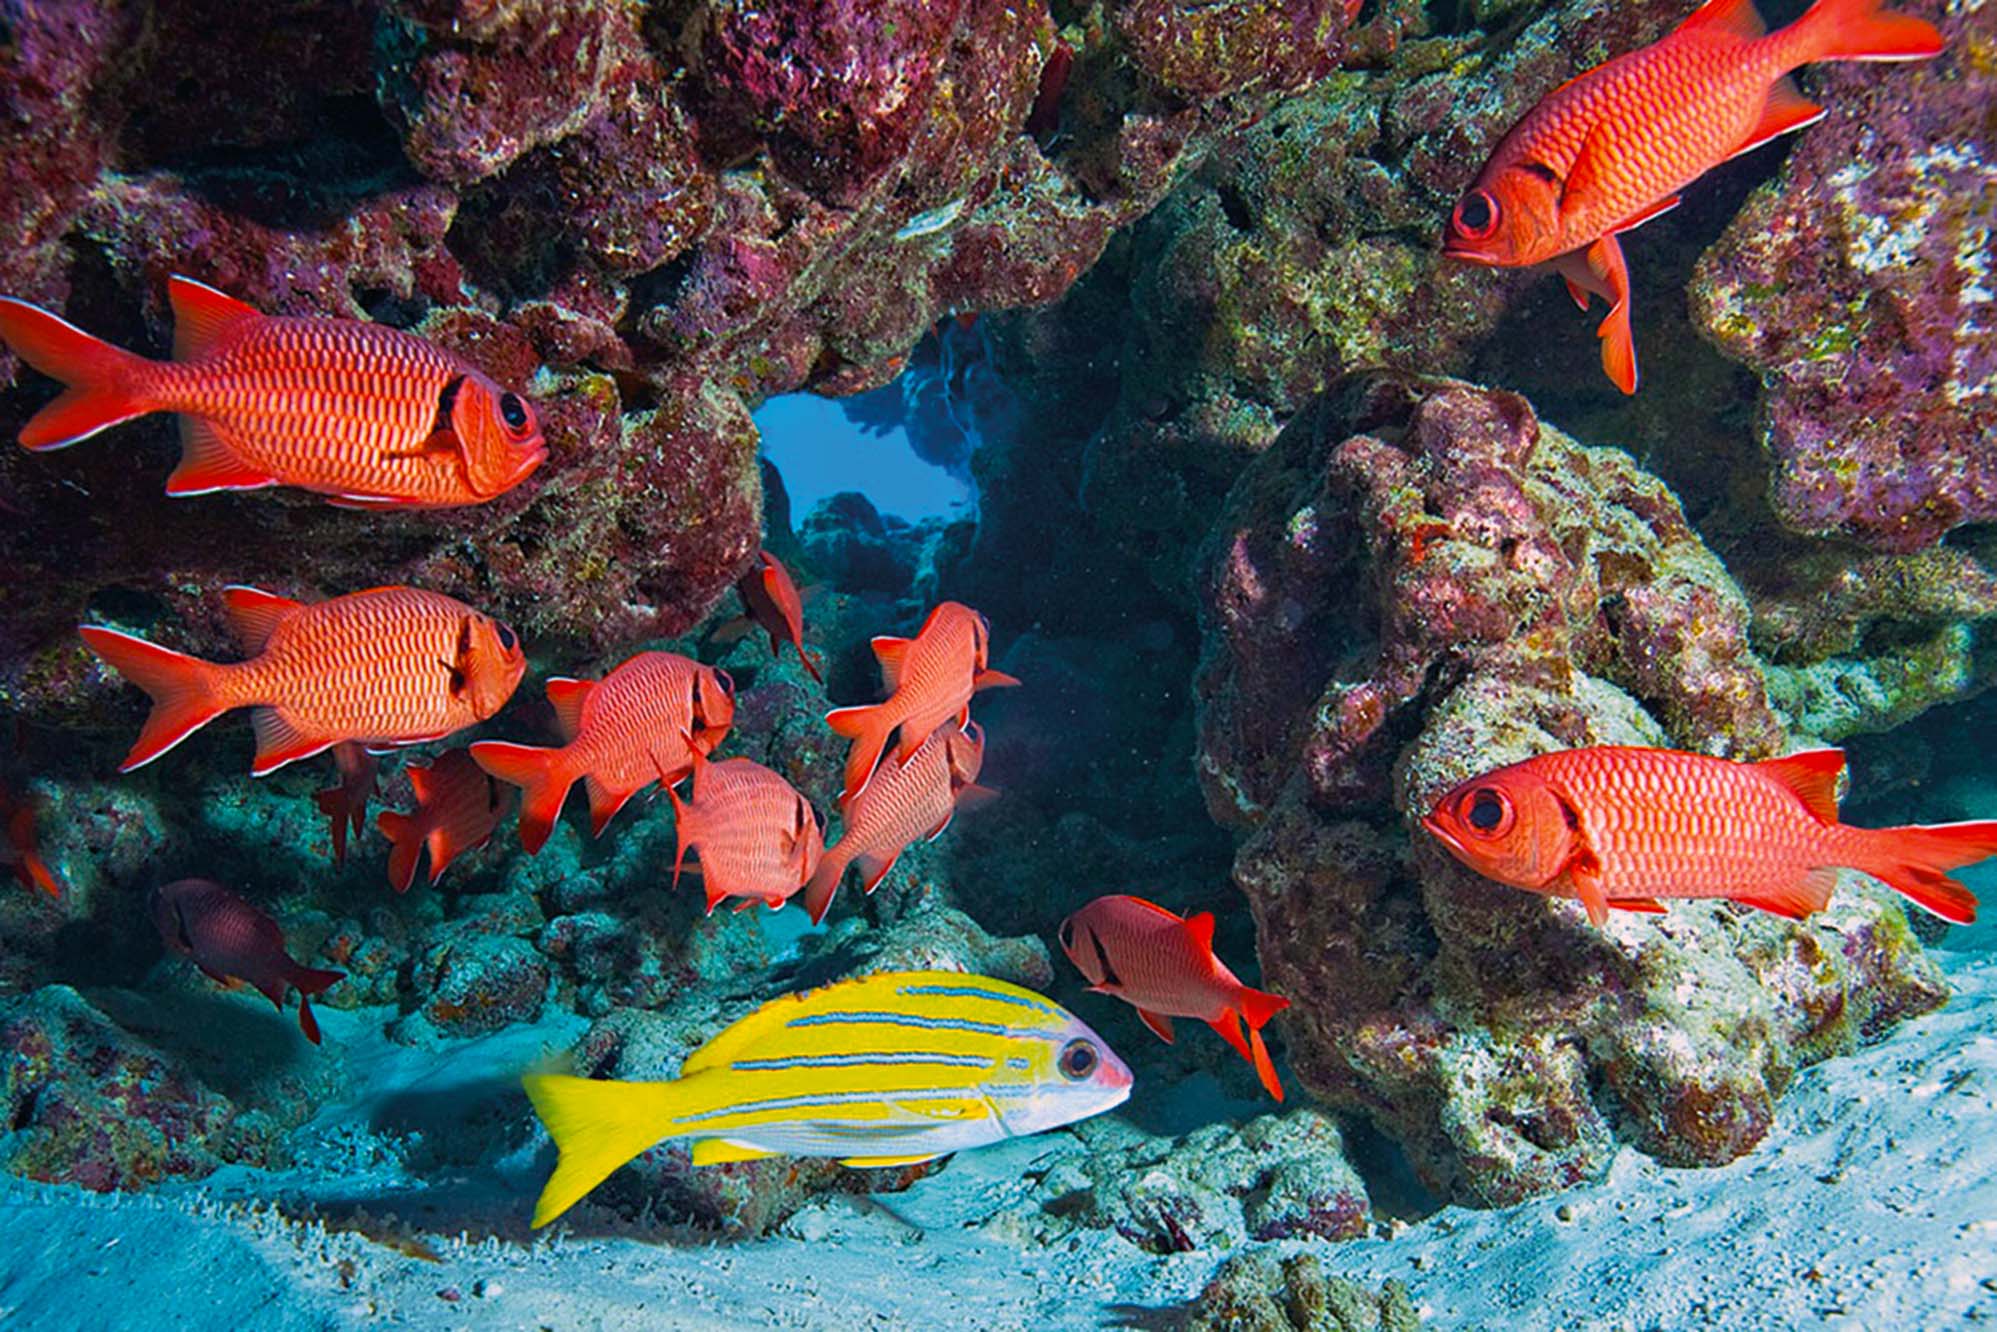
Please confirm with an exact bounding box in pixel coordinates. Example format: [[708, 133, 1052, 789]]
[[521, 969, 1133, 1228]]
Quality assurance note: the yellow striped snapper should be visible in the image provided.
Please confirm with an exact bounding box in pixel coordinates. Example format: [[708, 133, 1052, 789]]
[[523, 970, 1132, 1228]]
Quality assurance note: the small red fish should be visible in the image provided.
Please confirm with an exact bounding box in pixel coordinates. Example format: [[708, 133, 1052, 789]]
[[0, 275, 547, 506], [313, 743, 379, 867], [1441, 0, 1943, 393], [376, 749, 512, 893], [825, 602, 1017, 805], [1423, 746, 1993, 926], [804, 720, 995, 925], [668, 745, 824, 915], [1059, 894, 1290, 1102], [471, 651, 736, 854], [735, 550, 822, 684], [80, 585, 526, 776], [149, 877, 344, 1044], [0, 784, 61, 898]]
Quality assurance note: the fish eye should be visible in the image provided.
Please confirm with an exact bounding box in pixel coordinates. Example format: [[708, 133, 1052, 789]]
[[1453, 189, 1499, 240], [500, 392, 530, 432], [496, 623, 517, 651], [1057, 1038, 1099, 1082], [1467, 787, 1509, 833], [714, 668, 735, 698]]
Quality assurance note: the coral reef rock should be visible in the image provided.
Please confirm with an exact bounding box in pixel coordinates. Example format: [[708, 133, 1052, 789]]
[[1183, 1252, 1423, 1332]]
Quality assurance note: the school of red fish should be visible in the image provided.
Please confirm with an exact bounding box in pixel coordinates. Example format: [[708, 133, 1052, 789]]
[[0, 0, 1981, 1148]]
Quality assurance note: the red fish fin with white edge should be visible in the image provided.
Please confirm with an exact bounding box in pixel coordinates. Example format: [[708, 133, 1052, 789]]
[[1237, 985, 1290, 1029], [871, 636, 911, 691], [1183, 911, 1216, 951], [1136, 1008, 1176, 1044], [1566, 857, 1612, 927], [0, 298, 153, 451], [1609, 194, 1682, 237], [1757, 748, 1845, 822], [1854, 821, 1997, 924], [1609, 897, 1669, 914], [166, 417, 278, 497], [826, 705, 890, 803], [1731, 866, 1839, 921], [955, 783, 1001, 812], [1789, 0, 1943, 63], [585, 774, 639, 837], [1728, 79, 1824, 162], [1563, 276, 1591, 311], [803, 847, 851, 924], [1583, 235, 1639, 396], [544, 677, 592, 742], [974, 669, 1020, 691], [924, 810, 955, 841], [377, 808, 423, 893], [250, 708, 333, 777], [1247, 1024, 1285, 1101], [167, 276, 260, 359], [855, 850, 900, 895], [469, 741, 574, 856], [1679, 0, 1767, 41], [77, 626, 230, 772], [220, 585, 305, 654]]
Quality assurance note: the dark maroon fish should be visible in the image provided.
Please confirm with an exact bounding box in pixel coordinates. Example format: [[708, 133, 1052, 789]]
[[312, 742, 379, 867], [149, 877, 343, 1044], [735, 550, 822, 684]]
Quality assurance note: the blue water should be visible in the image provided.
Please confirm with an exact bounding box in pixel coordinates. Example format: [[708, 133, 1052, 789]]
[[755, 393, 971, 522]]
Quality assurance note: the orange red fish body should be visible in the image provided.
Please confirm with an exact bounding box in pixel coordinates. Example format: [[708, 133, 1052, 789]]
[[470, 651, 736, 855], [737, 551, 822, 684], [1441, 0, 1943, 393], [314, 743, 379, 867], [0, 784, 61, 898], [1423, 746, 1992, 926], [1059, 894, 1290, 1101], [149, 877, 344, 1044], [826, 601, 1017, 805], [376, 749, 512, 893], [803, 720, 993, 925], [668, 747, 824, 914], [0, 275, 546, 507], [80, 584, 526, 777]]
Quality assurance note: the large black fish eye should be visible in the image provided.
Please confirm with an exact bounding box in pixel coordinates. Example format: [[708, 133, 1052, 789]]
[[1468, 787, 1507, 832], [1058, 1038, 1099, 1082], [496, 623, 517, 651], [1453, 189, 1499, 239], [500, 392, 530, 431]]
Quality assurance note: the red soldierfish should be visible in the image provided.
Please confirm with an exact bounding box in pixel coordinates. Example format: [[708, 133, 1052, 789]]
[[148, 877, 344, 1044], [0, 275, 547, 507], [376, 749, 512, 893], [1059, 894, 1291, 1102], [826, 601, 1017, 805], [668, 746, 824, 914], [1424, 746, 1993, 927], [80, 585, 526, 777], [1441, 0, 1943, 394], [0, 784, 61, 897], [737, 550, 822, 684], [470, 651, 736, 855], [803, 721, 995, 925], [313, 743, 379, 867]]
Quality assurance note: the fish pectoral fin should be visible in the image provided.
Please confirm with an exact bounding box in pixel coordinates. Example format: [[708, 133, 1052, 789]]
[[690, 1138, 779, 1167], [166, 417, 279, 497], [382, 426, 462, 461], [1137, 1008, 1177, 1044], [840, 1153, 942, 1169], [1564, 849, 1612, 928], [1730, 867, 1839, 922], [1607, 896, 1669, 914]]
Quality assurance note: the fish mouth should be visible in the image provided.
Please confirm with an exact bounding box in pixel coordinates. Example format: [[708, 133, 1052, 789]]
[[1420, 812, 1468, 858], [1440, 240, 1497, 266]]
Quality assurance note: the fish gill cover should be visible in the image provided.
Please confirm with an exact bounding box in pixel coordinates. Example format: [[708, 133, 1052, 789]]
[[0, 0, 1993, 1327]]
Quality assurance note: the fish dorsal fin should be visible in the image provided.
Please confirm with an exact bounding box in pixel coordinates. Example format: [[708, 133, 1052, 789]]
[[544, 677, 593, 741], [1677, 0, 1766, 42], [871, 636, 911, 691], [1184, 911, 1216, 951], [220, 585, 305, 653], [1120, 895, 1185, 925], [168, 276, 260, 361], [1758, 748, 1844, 823]]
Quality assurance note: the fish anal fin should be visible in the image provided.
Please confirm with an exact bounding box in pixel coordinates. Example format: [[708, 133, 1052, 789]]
[[690, 1138, 779, 1167], [167, 417, 279, 496], [1137, 1008, 1176, 1044], [923, 810, 954, 842], [840, 1153, 942, 1169], [167, 276, 260, 360], [1183, 911, 1216, 951], [1207, 1010, 1253, 1064], [1563, 276, 1592, 311], [220, 584, 304, 654], [544, 676, 593, 742], [1731, 867, 1838, 921], [250, 708, 333, 777], [1608, 896, 1669, 914], [855, 850, 900, 895], [585, 775, 639, 837], [1729, 77, 1824, 161], [1677, 0, 1766, 41], [1757, 748, 1845, 823]]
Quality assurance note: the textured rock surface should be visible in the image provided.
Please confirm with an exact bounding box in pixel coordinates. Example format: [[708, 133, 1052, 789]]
[[1184, 1252, 1423, 1332]]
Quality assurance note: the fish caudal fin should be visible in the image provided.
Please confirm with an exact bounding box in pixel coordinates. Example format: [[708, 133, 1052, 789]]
[[0, 299, 153, 451], [285, 964, 344, 1046], [1791, 0, 1944, 63], [78, 627, 230, 772], [1854, 821, 1997, 924], [377, 809, 423, 893], [469, 742, 574, 855], [1237, 984, 1290, 1030], [825, 705, 890, 803], [523, 1073, 685, 1228]]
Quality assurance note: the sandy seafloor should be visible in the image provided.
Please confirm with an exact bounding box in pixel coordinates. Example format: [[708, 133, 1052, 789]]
[[5, 876, 1996, 1331]]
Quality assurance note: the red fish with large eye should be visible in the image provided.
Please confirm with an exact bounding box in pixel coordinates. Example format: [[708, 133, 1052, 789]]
[[0, 275, 546, 507], [376, 749, 512, 893], [79, 585, 526, 777], [803, 720, 995, 925], [1059, 894, 1290, 1101], [668, 746, 824, 915], [0, 783, 61, 898], [1423, 746, 1994, 926], [825, 601, 1017, 806], [736, 550, 822, 684], [149, 877, 344, 1044], [470, 651, 736, 855], [1441, 0, 1942, 394]]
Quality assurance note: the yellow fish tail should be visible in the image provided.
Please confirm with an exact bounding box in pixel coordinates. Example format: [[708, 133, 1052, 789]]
[[523, 1073, 685, 1229]]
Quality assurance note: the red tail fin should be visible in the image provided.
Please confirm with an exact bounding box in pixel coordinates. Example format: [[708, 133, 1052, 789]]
[[468, 741, 573, 855], [825, 705, 891, 803], [376, 808, 423, 893], [1855, 821, 1996, 924], [286, 965, 343, 1046], [78, 626, 230, 772], [0, 299, 154, 451], [1791, 0, 1944, 62]]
